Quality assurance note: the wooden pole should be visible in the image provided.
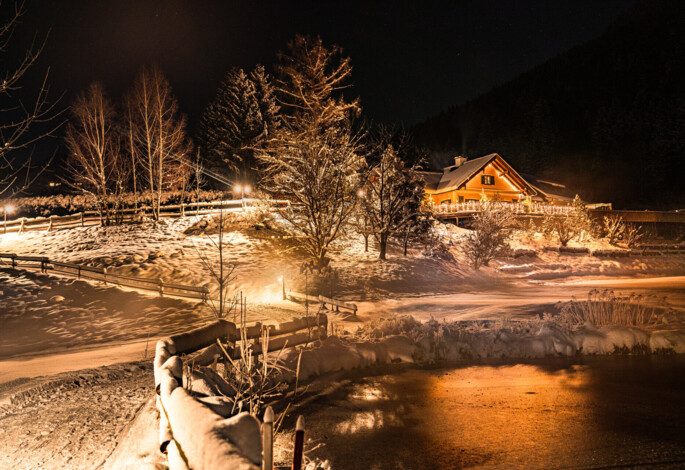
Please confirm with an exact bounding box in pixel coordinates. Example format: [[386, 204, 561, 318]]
[[262, 406, 274, 470], [291, 415, 305, 470]]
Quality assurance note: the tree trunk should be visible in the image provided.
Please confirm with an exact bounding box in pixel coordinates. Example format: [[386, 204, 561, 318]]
[[364, 234, 368, 252], [379, 235, 387, 260], [403, 228, 409, 256]]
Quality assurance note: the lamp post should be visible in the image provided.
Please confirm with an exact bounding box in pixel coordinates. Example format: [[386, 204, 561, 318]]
[[234, 184, 251, 210], [3, 204, 14, 235]]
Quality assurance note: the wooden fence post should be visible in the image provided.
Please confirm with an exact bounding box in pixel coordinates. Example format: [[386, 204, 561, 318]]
[[48, 216, 54, 232], [181, 203, 185, 217], [262, 406, 274, 470], [159, 279, 164, 297], [11, 255, 16, 268], [80, 212, 84, 227], [19, 217, 25, 234], [292, 415, 305, 470], [103, 267, 107, 285]]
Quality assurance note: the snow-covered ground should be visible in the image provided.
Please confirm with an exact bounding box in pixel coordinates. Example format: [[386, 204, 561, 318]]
[[1, 212, 684, 469], [1, 214, 684, 364]]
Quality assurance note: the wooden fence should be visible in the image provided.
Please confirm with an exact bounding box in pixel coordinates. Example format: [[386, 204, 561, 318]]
[[154, 314, 328, 469], [287, 290, 358, 316], [0, 198, 291, 235], [0, 253, 208, 301]]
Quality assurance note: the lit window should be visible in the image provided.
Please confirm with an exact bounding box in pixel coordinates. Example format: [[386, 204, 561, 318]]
[[481, 175, 494, 185]]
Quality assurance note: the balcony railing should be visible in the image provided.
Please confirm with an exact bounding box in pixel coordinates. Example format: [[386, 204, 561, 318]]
[[430, 201, 574, 216]]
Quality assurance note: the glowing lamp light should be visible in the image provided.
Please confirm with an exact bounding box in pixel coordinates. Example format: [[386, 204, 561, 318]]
[[357, 190, 365, 197], [234, 184, 242, 192], [278, 276, 283, 282], [4, 204, 14, 214], [244, 185, 251, 194]]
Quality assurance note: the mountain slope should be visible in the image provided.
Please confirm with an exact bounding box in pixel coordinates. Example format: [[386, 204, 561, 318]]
[[413, 0, 685, 209]]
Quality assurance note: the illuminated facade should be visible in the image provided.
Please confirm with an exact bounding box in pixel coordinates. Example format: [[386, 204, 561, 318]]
[[419, 153, 574, 206]]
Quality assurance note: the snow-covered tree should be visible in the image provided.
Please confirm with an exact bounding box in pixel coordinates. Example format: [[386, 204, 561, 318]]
[[250, 65, 280, 141], [259, 35, 364, 268], [462, 203, 513, 269], [196, 66, 278, 183], [64, 83, 124, 225], [127, 66, 191, 220], [361, 142, 425, 260]]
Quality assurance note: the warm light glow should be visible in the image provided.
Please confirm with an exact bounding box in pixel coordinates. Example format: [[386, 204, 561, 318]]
[[278, 276, 283, 282], [4, 205, 14, 214], [357, 190, 365, 197], [234, 184, 242, 192], [244, 185, 251, 194]]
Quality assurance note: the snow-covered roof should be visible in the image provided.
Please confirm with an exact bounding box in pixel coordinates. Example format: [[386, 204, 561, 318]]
[[421, 153, 536, 195], [520, 173, 577, 201], [433, 154, 496, 192]]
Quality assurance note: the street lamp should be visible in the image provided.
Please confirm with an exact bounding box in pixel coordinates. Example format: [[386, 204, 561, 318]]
[[3, 204, 15, 234], [235, 184, 251, 210]]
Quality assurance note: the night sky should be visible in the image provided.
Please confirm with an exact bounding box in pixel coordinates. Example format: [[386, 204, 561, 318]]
[[18, 0, 635, 130]]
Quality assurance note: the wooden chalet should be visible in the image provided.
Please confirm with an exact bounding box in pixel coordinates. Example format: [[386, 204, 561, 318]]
[[419, 153, 577, 207]]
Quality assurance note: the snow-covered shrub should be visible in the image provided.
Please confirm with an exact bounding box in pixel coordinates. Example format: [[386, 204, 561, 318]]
[[461, 203, 513, 268], [603, 215, 626, 245], [542, 213, 579, 246], [557, 289, 667, 327], [571, 195, 599, 240], [624, 223, 644, 247]]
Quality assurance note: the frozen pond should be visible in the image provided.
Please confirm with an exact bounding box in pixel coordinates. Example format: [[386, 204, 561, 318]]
[[299, 355, 685, 469]]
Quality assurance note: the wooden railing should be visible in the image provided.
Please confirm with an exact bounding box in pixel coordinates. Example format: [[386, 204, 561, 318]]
[[0, 198, 291, 235], [287, 290, 358, 316], [431, 200, 574, 216], [0, 253, 209, 301], [154, 314, 328, 469]]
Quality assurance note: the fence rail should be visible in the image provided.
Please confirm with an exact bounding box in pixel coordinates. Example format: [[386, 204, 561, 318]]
[[0, 253, 208, 301], [1, 198, 292, 235]]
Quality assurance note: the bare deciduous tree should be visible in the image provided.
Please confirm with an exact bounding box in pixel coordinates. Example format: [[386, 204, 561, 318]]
[[0, 2, 61, 197], [194, 209, 237, 319], [64, 82, 123, 225], [127, 66, 191, 220]]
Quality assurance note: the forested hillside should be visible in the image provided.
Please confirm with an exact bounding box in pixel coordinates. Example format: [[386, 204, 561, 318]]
[[413, 0, 685, 209]]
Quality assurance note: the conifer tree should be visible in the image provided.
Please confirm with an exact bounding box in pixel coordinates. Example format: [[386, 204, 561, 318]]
[[197, 66, 278, 183]]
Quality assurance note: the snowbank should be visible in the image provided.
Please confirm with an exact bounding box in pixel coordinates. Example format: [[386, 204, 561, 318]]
[[266, 315, 685, 385]]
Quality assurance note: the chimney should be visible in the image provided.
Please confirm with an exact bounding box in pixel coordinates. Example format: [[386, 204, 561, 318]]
[[454, 155, 467, 167]]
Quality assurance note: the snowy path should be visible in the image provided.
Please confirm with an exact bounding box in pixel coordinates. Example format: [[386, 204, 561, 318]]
[[0, 361, 155, 470], [355, 275, 685, 323]]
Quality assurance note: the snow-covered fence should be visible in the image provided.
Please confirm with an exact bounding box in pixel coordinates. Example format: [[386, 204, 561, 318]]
[[0, 253, 209, 301], [0, 198, 292, 234], [154, 314, 328, 469], [286, 290, 358, 316]]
